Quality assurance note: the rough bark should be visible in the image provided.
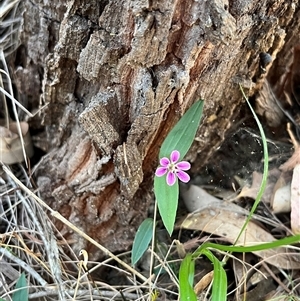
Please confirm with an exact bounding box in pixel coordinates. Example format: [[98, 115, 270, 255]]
[[13, 0, 300, 259]]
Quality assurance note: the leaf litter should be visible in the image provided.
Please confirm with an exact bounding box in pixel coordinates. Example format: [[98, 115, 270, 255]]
[[1, 4, 300, 299], [180, 184, 300, 269], [180, 110, 300, 298]]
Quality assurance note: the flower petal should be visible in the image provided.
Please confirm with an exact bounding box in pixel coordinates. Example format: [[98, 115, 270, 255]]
[[160, 157, 170, 166], [176, 170, 190, 183], [155, 167, 168, 177], [170, 150, 180, 163], [176, 161, 191, 170], [166, 172, 176, 186]]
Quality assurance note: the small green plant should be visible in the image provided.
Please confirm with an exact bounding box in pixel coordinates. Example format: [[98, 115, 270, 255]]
[[131, 100, 204, 265], [132, 96, 300, 301], [154, 100, 204, 235], [131, 218, 154, 265], [0, 273, 28, 301]]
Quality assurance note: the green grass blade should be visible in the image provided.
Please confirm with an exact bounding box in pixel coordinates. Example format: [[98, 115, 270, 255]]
[[179, 254, 197, 301], [131, 218, 154, 265], [12, 273, 28, 301], [193, 235, 300, 257], [202, 249, 227, 301], [159, 100, 204, 159], [154, 176, 179, 235], [235, 86, 269, 243]]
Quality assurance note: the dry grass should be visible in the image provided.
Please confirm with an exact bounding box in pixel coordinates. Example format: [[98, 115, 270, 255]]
[[0, 1, 159, 299], [1, 1, 300, 301], [0, 164, 156, 301], [0, 2, 176, 299]]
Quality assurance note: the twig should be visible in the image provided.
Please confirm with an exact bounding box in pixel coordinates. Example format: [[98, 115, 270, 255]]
[[0, 247, 47, 287], [0, 0, 20, 18], [0, 79, 49, 117], [280, 123, 300, 171], [261, 261, 290, 294], [29, 288, 140, 300], [286, 123, 300, 149]]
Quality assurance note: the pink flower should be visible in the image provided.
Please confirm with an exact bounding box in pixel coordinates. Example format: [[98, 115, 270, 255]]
[[155, 150, 191, 186]]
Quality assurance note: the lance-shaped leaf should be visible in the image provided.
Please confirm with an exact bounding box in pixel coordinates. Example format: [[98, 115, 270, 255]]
[[159, 100, 204, 159], [154, 175, 179, 235], [131, 218, 154, 265], [179, 254, 197, 301], [12, 273, 28, 301]]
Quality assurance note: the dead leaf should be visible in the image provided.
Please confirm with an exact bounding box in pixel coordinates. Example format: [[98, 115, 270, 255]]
[[271, 183, 291, 213], [291, 164, 300, 234], [0, 121, 33, 164], [280, 147, 300, 171], [180, 184, 221, 212], [271, 174, 291, 214], [194, 271, 213, 295], [280, 124, 300, 172], [180, 186, 300, 269], [174, 240, 186, 258], [236, 278, 276, 301], [237, 170, 280, 204]]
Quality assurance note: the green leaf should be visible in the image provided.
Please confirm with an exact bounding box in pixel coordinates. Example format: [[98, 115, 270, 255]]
[[154, 175, 179, 235], [202, 250, 227, 301], [154, 100, 204, 235], [179, 254, 197, 301], [193, 235, 300, 257], [235, 85, 269, 244], [131, 218, 154, 265], [12, 273, 28, 301], [159, 100, 204, 159]]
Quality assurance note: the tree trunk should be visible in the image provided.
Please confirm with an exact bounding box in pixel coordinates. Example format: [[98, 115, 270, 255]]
[[13, 0, 300, 259]]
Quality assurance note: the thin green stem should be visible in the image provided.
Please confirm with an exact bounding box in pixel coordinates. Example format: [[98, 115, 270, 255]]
[[234, 85, 269, 245]]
